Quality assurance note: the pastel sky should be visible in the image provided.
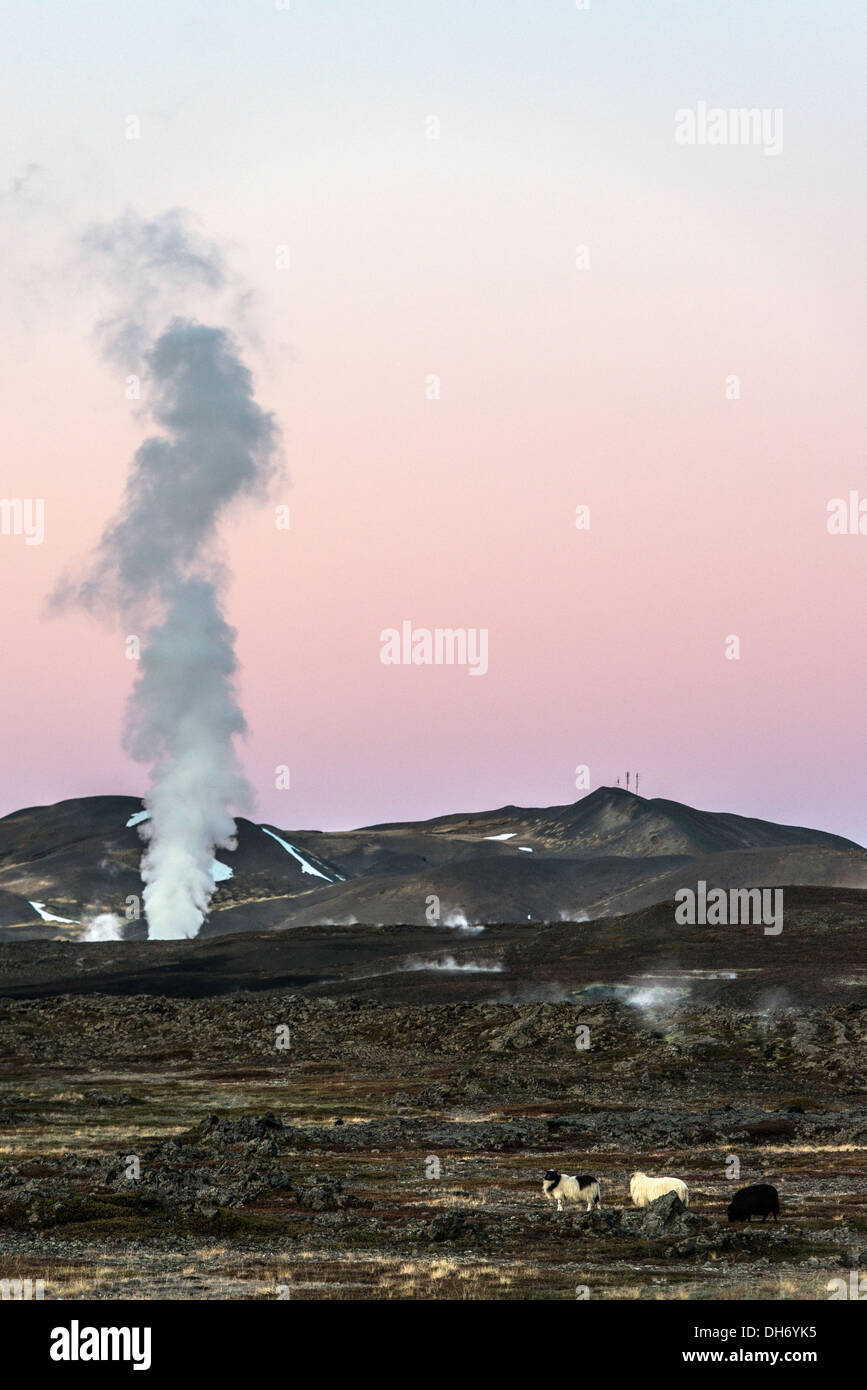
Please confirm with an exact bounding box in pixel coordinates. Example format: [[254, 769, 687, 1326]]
[[0, 0, 864, 840]]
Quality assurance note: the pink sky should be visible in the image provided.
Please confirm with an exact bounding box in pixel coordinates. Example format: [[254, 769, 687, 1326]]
[[0, 2, 864, 842]]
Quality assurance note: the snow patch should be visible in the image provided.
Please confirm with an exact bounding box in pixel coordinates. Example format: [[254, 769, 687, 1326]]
[[28, 901, 79, 925], [260, 826, 332, 881], [483, 832, 516, 841]]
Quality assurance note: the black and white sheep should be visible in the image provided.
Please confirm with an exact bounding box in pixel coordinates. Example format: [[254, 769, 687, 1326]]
[[542, 1169, 601, 1212]]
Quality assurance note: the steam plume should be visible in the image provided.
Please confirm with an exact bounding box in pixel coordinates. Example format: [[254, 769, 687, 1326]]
[[81, 913, 124, 942], [55, 212, 281, 939]]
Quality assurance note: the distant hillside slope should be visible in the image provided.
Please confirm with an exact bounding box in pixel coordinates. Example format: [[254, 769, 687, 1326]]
[[0, 787, 862, 939]]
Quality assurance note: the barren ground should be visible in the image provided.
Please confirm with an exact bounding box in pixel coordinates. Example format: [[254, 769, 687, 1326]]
[[2, 960, 866, 1299]]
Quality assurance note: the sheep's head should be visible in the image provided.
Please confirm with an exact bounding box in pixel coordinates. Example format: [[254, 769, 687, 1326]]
[[543, 1169, 560, 1183]]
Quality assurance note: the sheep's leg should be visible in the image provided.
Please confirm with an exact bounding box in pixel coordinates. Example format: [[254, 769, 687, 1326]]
[[556, 1198, 563, 1213]]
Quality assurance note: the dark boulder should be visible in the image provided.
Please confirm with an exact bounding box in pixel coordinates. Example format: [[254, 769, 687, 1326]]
[[424, 1209, 484, 1243], [641, 1191, 689, 1236]]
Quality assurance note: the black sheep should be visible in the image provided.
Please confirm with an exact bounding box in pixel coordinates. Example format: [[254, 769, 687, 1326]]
[[727, 1183, 780, 1224]]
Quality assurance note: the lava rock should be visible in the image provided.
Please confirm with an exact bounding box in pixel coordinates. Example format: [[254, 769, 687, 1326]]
[[424, 1209, 484, 1243], [641, 1191, 690, 1237]]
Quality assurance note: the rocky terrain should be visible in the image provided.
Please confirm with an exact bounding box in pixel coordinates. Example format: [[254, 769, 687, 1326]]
[[1, 982, 865, 1299], [0, 885, 865, 1008], [1, 787, 864, 1300]]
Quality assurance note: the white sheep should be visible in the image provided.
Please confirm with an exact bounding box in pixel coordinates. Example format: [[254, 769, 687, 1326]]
[[542, 1169, 601, 1212], [629, 1171, 689, 1208]]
